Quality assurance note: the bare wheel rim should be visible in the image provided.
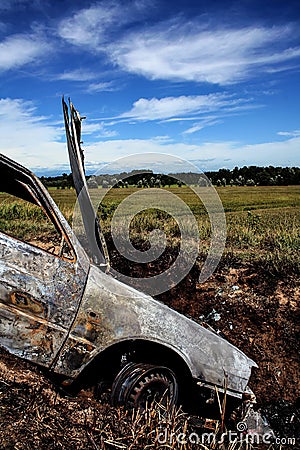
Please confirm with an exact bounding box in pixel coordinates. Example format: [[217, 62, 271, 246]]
[[111, 362, 178, 409]]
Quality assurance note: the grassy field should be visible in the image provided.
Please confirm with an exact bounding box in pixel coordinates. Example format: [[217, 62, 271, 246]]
[[52, 185, 300, 276], [0, 185, 299, 277]]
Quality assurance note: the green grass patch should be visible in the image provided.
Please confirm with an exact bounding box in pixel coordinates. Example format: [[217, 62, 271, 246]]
[[0, 185, 299, 278]]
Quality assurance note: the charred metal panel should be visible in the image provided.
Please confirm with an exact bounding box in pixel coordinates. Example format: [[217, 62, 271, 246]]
[[0, 232, 88, 366], [0, 153, 90, 367], [53, 336, 97, 372], [0, 302, 66, 362], [54, 265, 257, 397]]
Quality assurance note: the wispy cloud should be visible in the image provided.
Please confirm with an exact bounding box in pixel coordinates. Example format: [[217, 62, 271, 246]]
[[87, 81, 116, 93], [83, 122, 117, 138], [183, 118, 222, 135], [56, 69, 97, 81], [58, 4, 300, 85], [119, 94, 247, 121], [0, 34, 50, 72], [111, 23, 300, 85], [277, 129, 300, 138], [58, 3, 135, 48], [54, 70, 117, 92]]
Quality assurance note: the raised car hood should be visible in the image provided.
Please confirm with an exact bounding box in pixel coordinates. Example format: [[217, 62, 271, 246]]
[[56, 265, 257, 397], [62, 97, 110, 270]]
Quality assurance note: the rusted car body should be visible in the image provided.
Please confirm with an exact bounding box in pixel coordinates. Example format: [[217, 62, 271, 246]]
[[0, 99, 257, 411]]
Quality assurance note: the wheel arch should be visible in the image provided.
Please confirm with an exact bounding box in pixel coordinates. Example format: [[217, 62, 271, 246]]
[[76, 338, 195, 389], [70, 338, 238, 414]]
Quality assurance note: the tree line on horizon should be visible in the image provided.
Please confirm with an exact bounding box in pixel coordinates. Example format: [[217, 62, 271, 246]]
[[40, 165, 300, 189]]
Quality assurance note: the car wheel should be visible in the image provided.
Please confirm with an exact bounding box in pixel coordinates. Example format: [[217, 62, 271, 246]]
[[111, 362, 178, 410]]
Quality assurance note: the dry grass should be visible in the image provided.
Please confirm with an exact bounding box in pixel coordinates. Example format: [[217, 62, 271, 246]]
[[0, 186, 299, 278], [0, 348, 280, 449]]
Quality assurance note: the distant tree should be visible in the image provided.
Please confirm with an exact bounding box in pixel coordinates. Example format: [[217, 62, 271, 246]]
[[235, 175, 245, 186], [256, 171, 271, 186], [60, 179, 68, 189], [275, 174, 284, 185], [198, 175, 209, 187], [111, 177, 118, 187], [39, 165, 300, 190], [155, 177, 161, 188], [87, 176, 98, 189]]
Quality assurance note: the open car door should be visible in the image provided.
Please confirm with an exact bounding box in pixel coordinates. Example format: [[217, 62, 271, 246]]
[[0, 154, 89, 366], [62, 97, 110, 271]]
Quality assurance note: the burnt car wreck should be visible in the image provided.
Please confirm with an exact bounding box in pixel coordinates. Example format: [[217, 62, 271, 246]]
[[0, 98, 257, 416]]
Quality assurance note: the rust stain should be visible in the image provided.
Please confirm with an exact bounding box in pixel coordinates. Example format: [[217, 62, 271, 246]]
[[10, 291, 44, 315], [71, 309, 104, 343]]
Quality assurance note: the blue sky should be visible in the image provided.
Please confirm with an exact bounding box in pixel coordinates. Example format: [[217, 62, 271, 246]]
[[0, 0, 300, 175]]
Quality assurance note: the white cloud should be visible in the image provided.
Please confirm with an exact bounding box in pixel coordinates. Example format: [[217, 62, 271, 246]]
[[54, 70, 116, 92], [0, 34, 50, 71], [183, 118, 222, 135], [119, 94, 245, 121], [58, 3, 129, 48], [56, 69, 97, 81], [111, 23, 300, 84], [83, 122, 117, 138], [58, 3, 300, 85], [87, 81, 116, 93], [0, 98, 66, 167], [277, 129, 300, 138]]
